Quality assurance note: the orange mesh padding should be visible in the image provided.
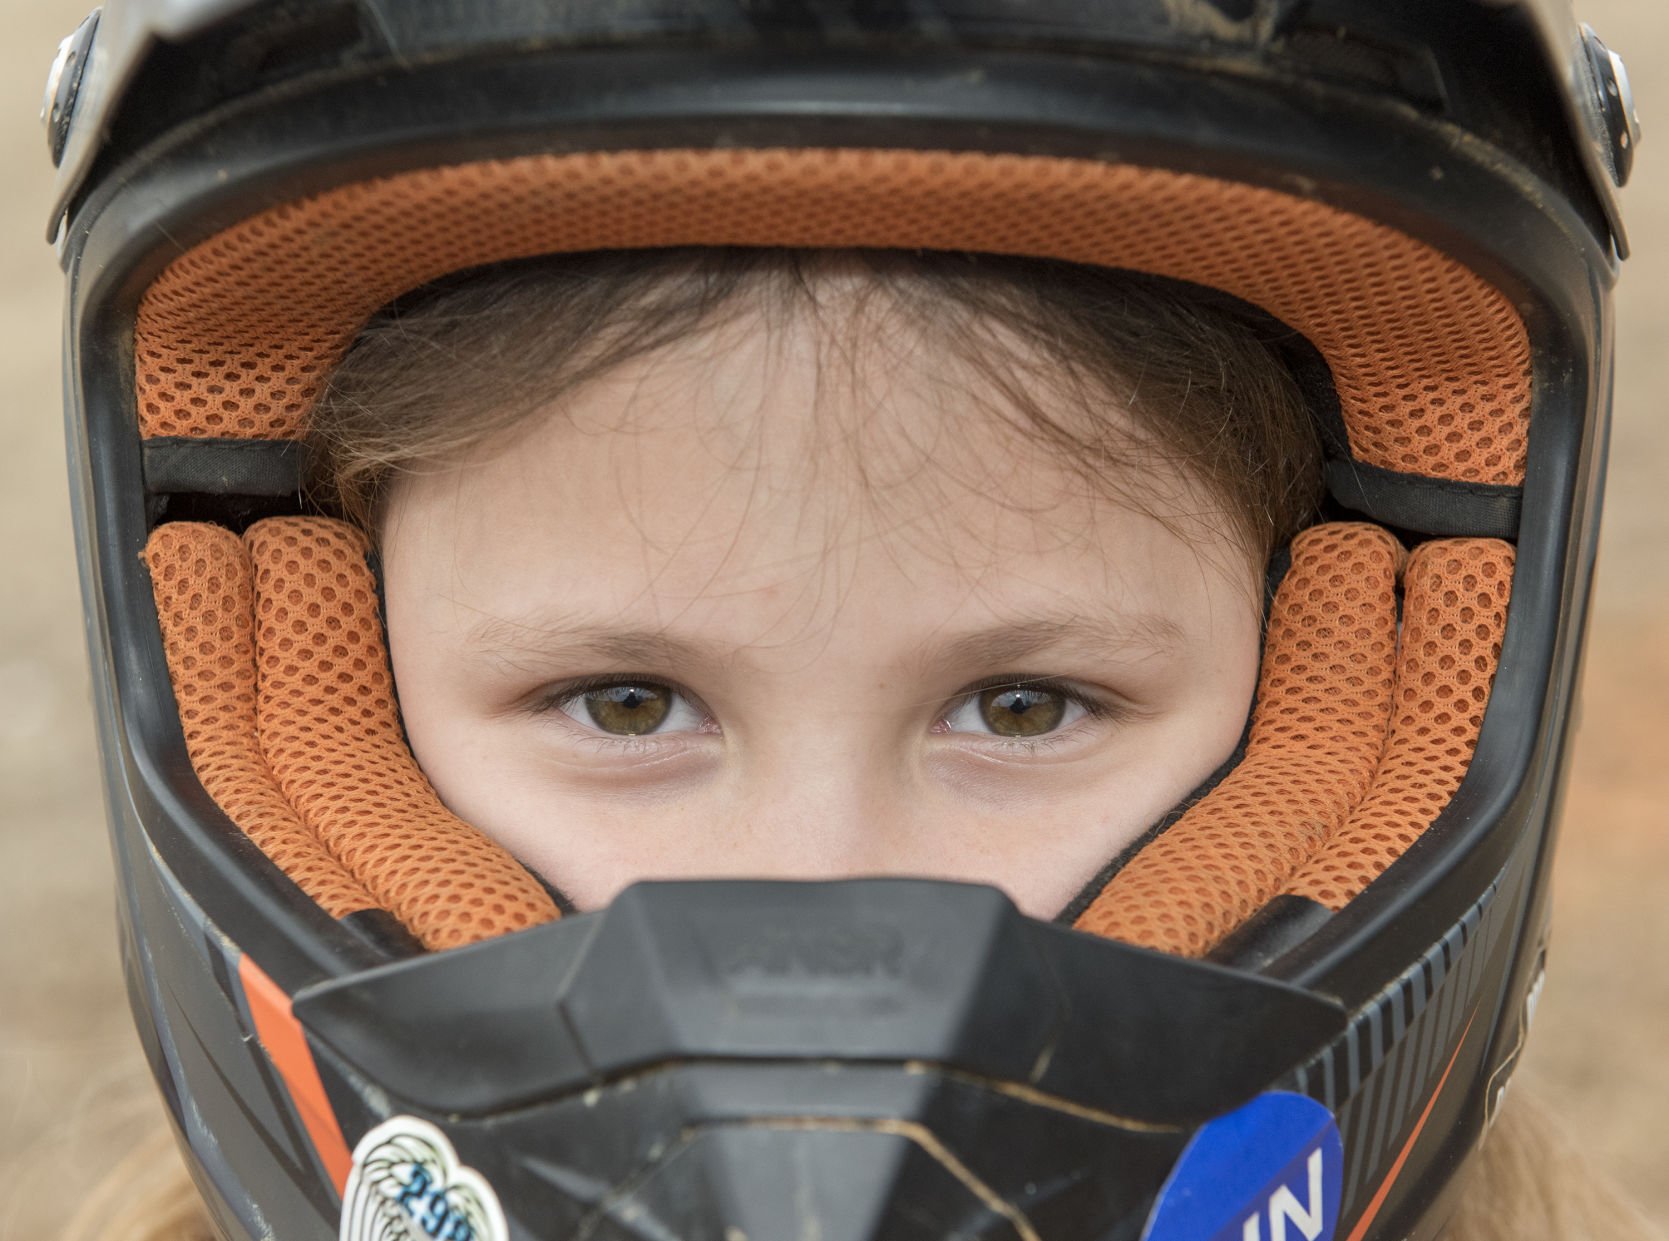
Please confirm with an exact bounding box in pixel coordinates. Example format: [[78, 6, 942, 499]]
[[142, 524, 379, 919], [245, 516, 559, 950], [1073, 523, 1404, 957], [135, 148, 1530, 484], [1285, 539, 1514, 910]]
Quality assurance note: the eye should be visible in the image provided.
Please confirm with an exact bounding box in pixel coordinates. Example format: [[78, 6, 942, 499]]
[[547, 680, 710, 736], [941, 681, 1091, 739]]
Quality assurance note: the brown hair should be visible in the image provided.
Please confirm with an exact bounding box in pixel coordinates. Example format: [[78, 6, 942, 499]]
[[305, 248, 1323, 563], [59, 1126, 216, 1241]]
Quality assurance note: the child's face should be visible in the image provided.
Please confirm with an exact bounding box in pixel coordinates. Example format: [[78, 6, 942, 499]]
[[382, 308, 1261, 918]]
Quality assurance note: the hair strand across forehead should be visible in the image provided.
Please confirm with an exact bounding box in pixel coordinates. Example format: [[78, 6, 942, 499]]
[[306, 248, 1322, 563]]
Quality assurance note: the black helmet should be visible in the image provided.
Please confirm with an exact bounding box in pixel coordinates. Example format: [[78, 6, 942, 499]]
[[47, 2, 1637, 1238]]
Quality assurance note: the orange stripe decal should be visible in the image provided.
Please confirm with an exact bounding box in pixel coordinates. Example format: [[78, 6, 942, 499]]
[[1343, 1013, 1476, 1241], [238, 955, 354, 1194]]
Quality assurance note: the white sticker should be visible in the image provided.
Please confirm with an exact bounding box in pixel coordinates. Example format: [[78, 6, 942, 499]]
[[340, 1115, 508, 1241]]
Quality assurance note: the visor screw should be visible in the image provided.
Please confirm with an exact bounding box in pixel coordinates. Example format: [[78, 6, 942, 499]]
[[42, 9, 100, 169], [1582, 25, 1641, 188]]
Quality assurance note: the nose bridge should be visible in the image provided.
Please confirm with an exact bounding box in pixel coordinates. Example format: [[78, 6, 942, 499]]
[[731, 725, 905, 878]]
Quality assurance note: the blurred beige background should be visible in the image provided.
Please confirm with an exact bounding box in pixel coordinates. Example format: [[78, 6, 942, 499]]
[[1, 3, 1665, 1238]]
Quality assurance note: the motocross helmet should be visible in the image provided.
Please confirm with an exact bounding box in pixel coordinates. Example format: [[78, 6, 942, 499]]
[[46, 2, 1636, 1238]]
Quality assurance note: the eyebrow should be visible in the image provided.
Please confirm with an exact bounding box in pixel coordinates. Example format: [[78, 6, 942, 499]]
[[468, 613, 732, 673], [467, 609, 1187, 677], [914, 613, 1188, 678]]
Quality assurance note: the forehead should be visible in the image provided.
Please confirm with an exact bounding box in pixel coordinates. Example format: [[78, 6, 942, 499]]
[[383, 307, 1250, 644]]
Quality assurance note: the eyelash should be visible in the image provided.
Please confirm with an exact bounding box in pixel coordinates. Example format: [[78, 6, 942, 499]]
[[949, 673, 1118, 717], [527, 675, 711, 738], [531, 674, 684, 706], [939, 674, 1126, 749]]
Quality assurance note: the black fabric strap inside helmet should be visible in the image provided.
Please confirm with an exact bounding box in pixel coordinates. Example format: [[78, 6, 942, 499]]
[[143, 436, 303, 497], [1324, 459, 1522, 539]]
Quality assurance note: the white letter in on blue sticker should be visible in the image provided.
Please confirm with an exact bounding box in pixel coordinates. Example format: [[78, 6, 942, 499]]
[[1141, 1092, 1342, 1241]]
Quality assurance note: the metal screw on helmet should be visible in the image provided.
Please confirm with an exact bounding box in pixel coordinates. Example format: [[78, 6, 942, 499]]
[[1581, 24, 1641, 187], [42, 10, 100, 168]]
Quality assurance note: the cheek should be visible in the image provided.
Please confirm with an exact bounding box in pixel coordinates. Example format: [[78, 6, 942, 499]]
[[1158, 611, 1260, 797], [1211, 608, 1264, 735], [379, 507, 501, 815], [383, 623, 491, 813]]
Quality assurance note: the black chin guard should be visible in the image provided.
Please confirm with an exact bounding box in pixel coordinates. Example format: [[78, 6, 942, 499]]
[[303, 881, 1348, 1237]]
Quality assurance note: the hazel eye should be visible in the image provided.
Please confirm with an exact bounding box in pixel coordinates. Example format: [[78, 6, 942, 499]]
[[550, 681, 707, 736], [941, 682, 1089, 739], [977, 686, 1066, 737]]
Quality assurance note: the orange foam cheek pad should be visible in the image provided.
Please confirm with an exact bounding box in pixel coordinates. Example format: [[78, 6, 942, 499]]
[[147, 518, 560, 951]]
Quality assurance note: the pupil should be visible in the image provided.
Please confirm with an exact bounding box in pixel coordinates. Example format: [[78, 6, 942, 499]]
[[978, 687, 1065, 737], [583, 684, 670, 735]]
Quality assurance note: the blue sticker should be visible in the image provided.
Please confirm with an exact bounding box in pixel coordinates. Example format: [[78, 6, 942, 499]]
[[1142, 1092, 1343, 1241]]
